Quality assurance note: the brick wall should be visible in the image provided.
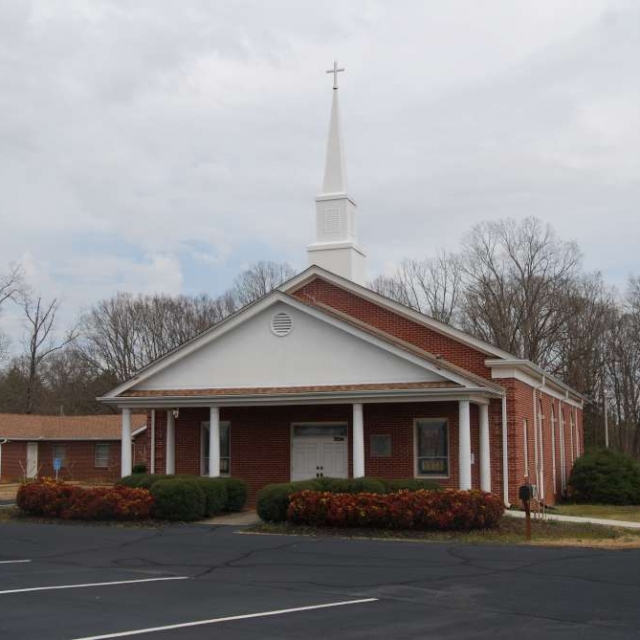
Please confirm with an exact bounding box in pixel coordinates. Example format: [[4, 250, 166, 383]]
[[292, 278, 492, 378], [146, 402, 502, 505], [1, 440, 121, 482], [502, 377, 583, 506]]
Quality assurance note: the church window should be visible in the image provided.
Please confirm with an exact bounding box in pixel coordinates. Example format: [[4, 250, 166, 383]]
[[415, 419, 449, 476]]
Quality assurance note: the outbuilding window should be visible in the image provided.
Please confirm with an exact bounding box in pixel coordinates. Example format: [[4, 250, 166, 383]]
[[415, 418, 449, 476], [52, 445, 66, 467], [95, 443, 110, 468]]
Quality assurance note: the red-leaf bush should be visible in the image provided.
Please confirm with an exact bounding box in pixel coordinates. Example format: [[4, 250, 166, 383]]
[[17, 478, 153, 521], [287, 489, 504, 531]]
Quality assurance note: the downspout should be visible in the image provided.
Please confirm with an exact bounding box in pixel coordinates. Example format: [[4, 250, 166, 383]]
[[150, 410, 156, 474], [501, 396, 509, 507]]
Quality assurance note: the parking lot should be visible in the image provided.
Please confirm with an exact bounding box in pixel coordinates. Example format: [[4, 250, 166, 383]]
[[1, 521, 640, 639]]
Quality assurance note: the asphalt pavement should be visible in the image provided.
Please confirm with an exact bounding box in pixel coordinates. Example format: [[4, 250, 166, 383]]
[[0, 521, 639, 639]]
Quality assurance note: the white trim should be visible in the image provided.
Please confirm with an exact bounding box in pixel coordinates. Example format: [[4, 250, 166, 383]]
[[413, 417, 450, 480], [108, 387, 499, 410], [523, 418, 529, 479], [551, 404, 557, 496], [102, 291, 496, 400], [501, 396, 509, 506], [559, 404, 567, 492], [281, 266, 515, 359], [149, 411, 155, 474], [487, 360, 584, 406], [131, 425, 147, 438]]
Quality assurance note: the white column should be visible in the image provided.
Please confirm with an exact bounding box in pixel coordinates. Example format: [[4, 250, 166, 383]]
[[121, 408, 132, 477], [209, 406, 221, 478], [479, 403, 491, 492], [353, 403, 365, 478], [166, 410, 175, 475], [458, 400, 472, 490]]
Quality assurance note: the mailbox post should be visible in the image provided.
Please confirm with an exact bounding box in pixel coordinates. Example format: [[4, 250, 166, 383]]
[[519, 480, 532, 541]]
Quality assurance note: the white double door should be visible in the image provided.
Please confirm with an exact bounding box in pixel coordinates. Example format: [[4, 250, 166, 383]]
[[292, 434, 348, 481]]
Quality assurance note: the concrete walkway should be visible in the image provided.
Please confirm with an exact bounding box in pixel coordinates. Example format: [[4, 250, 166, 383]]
[[505, 509, 640, 530], [201, 511, 260, 526]]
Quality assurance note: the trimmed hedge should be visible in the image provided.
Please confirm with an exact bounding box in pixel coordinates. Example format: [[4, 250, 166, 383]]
[[194, 478, 228, 517], [568, 449, 640, 505], [17, 478, 153, 521], [225, 478, 249, 512], [151, 478, 206, 521], [288, 489, 504, 530], [119, 474, 248, 513], [256, 477, 441, 523], [382, 478, 440, 493]]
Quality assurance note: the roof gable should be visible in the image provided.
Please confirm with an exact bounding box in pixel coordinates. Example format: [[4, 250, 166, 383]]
[[104, 291, 497, 401], [124, 300, 462, 394]]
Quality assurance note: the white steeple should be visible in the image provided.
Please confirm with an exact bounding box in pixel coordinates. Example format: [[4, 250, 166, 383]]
[[307, 62, 367, 284]]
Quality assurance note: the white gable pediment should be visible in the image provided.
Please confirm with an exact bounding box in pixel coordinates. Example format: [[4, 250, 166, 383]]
[[132, 300, 452, 392]]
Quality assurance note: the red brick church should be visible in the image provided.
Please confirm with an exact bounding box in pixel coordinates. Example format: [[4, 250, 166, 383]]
[[100, 66, 584, 506]]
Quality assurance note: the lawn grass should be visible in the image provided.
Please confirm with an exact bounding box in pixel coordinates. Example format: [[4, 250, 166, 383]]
[[246, 517, 640, 548], [554, 504, 640, 523]]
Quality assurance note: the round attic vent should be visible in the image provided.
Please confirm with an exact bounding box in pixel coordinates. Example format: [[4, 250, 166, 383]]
[[271, 311, 293, 337]]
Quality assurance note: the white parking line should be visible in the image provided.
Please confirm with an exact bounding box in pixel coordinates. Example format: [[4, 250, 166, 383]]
[[0, 559, 31, 565], [72, 598, 379, 639], [0, 576, 188, 596]]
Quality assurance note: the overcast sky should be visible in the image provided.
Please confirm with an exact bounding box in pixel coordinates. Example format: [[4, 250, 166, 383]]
[[1, 0, 639, 350]]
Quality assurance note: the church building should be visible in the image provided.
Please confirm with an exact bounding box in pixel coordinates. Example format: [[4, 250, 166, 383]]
[[100, 64, 584, 507]]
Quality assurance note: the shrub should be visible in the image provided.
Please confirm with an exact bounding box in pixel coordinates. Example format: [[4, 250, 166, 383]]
[[118, 474, 248, 513], [224, 478, 248, 512], [317, 477, 386, 494], [17, 478, 153, 521], [382, 478, 440, 493], [132, 463, 148, 474], [150, 478, 206, 521], [257, 483, 297, 523], [195, 478, 228, 517], [568, 449, 640, 505], [118, 474, 187, 490], [287, 489, 504, 531], [17, 478, 76, 517], [257, 477, 392, 522]]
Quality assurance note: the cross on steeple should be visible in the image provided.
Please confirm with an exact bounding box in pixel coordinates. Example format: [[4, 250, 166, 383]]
[[326, 60, 345, 89]]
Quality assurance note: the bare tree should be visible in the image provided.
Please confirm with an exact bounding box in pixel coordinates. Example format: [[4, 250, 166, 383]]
[[232, 261, 295, 308], [21, 296, 78, 413], [369, 253, 462, 324], [459, 217, 581, 368], [0, 264, 25, 360]]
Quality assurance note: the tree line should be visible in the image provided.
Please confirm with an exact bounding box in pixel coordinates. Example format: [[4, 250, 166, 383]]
[[0, 218, 638, 459]]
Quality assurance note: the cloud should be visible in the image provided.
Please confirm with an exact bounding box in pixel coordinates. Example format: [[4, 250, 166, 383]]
[[0, 0, 639, 350]]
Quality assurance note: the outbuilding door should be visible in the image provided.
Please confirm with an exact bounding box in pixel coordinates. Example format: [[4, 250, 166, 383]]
[[26, 442, 38, 478], [291, 423, 348, 481]]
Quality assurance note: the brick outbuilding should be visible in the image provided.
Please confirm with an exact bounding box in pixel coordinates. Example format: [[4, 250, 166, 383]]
[[0, 413, 147, 483]]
